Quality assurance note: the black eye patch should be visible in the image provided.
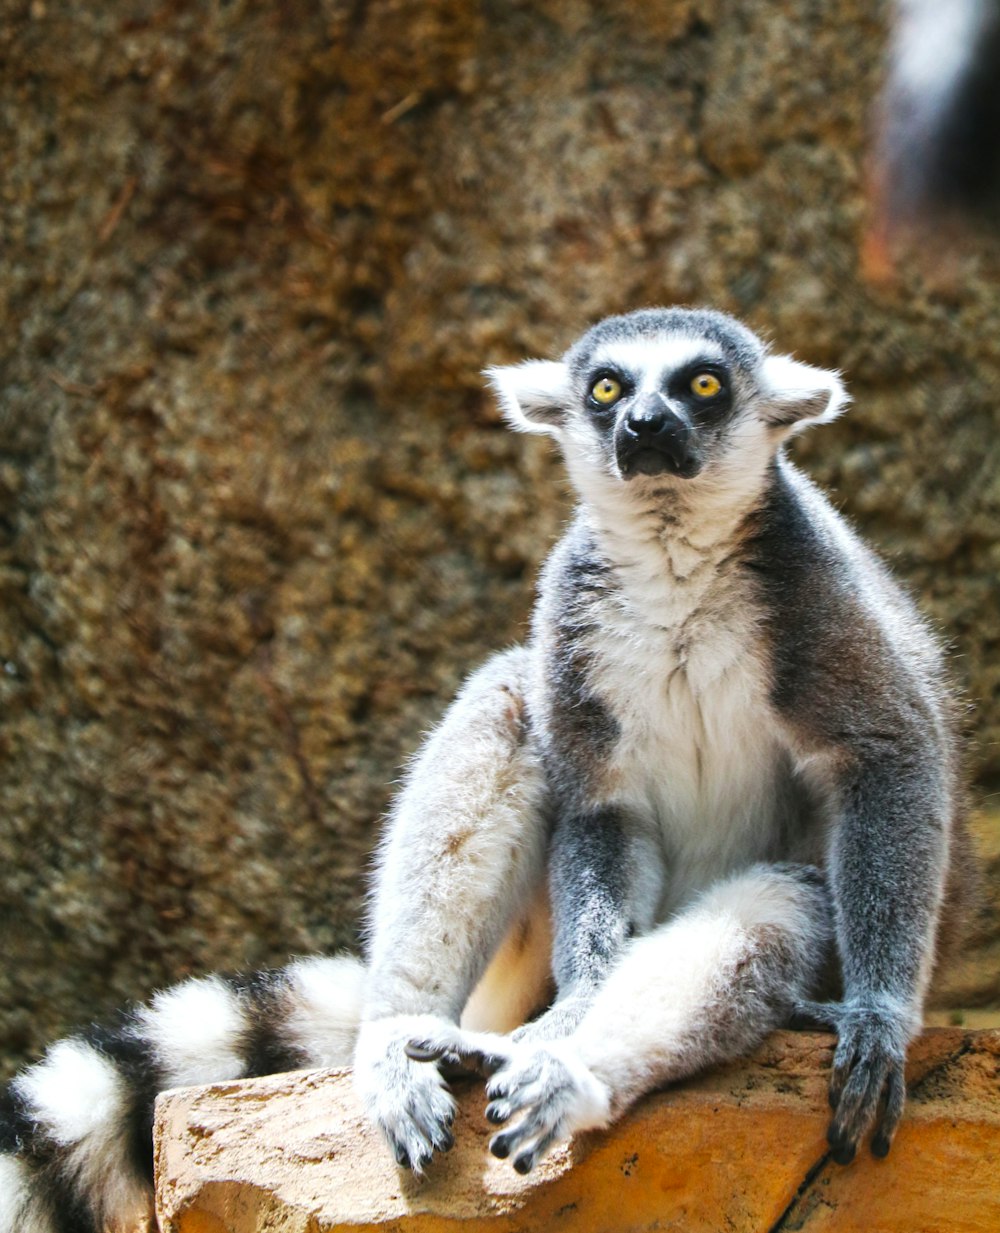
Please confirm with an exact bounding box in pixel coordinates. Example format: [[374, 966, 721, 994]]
[[585, 368, 633, 414], [667, 362, 732, 420]]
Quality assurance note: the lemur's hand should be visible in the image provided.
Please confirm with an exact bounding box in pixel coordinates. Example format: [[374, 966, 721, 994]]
[[795, 999, 908, 1164], [408, 1026, 611, 1174], [354, 1016, 457, 1174], [405, 1023, 512, 1076]]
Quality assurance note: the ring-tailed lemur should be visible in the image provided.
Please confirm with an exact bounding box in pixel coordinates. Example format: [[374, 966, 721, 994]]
[[0, 308, 970, 1230]]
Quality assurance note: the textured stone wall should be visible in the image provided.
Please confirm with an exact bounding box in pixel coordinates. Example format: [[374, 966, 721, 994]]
[[2, 0, 999, 1075]]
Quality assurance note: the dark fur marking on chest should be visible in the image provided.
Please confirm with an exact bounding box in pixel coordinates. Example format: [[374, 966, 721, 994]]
[[537, 531, 620, 795]]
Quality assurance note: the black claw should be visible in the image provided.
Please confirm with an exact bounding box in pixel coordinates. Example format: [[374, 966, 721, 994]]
[[871, 1132, 891, 1159], [394, 1145, 411, 1169], [436, 1130, 455, 1153], [831, 1142, 856, 1166], [490, 1133, 512, 1159], [513, 1153, 534, 1175], [405, 1041, 441, 1062], [486, 1105, 506, 1125], [417, 1151, 433, 1171]]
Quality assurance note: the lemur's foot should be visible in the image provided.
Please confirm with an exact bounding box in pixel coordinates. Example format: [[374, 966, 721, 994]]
[[407, 1026, 611, 1174], [355, 1016, 457, 1174], [796, 998, 908, 1164]]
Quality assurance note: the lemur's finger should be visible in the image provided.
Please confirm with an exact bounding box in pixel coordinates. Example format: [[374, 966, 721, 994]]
[[489, 1098, 561, 1162], [381, 1118, 433, 1175], [406, 1031, 510, 1078], [828, 1048, 890, 1166], [793, 999, 842, 1032], [827, 1134, 856, 1166], [485, 1056, 543, 1102], [485, 1077, 545, 1125], [405, 1041, 453, 1063], [828, 1030, 858, 1112], [469, 1052, 510, 1077], [513, 1126, 560, 1175], [871, 1063, 905, 1158]]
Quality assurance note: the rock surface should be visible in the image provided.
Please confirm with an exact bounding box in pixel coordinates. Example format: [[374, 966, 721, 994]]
[[2, 1, 1000, 1075], [154, 1029, 1000, 1233]]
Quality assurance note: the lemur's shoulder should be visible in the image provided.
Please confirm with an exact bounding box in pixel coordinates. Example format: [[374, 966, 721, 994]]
[[538, 513, 609, 598], [746, 456, 952, 746]]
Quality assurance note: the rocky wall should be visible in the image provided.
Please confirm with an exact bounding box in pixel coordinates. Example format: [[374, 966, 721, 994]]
[[1, 0, 999, 1075]]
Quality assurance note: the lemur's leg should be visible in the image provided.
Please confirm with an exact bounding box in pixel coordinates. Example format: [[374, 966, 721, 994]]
[[355, 646, 551, 1172], [408, 863, 832, 1174], [511, 803, 664, 1044], [0, 955, 365, 1233]]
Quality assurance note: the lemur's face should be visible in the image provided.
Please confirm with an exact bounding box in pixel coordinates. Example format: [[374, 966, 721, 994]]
[[566, 332, 753, 482], [488, 308, 847, 491]]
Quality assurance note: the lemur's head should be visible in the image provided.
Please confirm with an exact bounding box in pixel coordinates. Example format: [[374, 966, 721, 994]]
[[487, 308, 847, 491]]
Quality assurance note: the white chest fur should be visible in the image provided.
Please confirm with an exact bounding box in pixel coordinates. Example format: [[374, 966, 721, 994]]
[[583, 529, 786, 911]]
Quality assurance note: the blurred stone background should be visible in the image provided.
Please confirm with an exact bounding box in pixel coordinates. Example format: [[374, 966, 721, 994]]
[[1, 0, 997, 1078]]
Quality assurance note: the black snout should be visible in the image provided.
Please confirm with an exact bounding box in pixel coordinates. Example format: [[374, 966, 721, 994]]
[[625, 406, 663, 436], [617, 398, 697, 478]]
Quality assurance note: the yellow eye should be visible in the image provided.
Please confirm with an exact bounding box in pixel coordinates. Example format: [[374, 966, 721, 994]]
[[690, 372, 722, 398], [591, 376, 622, 405]]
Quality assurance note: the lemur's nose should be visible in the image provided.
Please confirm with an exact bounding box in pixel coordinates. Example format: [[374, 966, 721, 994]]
[[625, 407, 667, 435], [624, 400, 689, 446], [619, 396, 694, 476]]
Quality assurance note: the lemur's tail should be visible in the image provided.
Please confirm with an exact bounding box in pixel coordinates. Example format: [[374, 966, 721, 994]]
[[0, 954, 365, 1233]]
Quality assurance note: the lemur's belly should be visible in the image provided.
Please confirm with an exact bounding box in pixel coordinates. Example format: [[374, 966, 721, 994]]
[[595, 608, 792, 914]]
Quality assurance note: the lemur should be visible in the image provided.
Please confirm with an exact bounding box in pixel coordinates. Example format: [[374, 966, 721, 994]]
[[0, 308, 970, 1232]]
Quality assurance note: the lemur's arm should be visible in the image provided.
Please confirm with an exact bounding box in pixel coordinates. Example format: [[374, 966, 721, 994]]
[[355, 646, 550, 1170], [514, 804, 663, 1043], [550, 805, 663, 995], [757, 477, 954, 1161], [800, 727, 949, 1162]]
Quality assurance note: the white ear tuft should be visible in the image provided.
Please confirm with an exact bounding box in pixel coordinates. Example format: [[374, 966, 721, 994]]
[[485, 361, 569, 435], [760, 355, 849, 430]]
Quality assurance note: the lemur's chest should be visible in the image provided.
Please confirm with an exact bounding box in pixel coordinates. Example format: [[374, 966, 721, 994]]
[[584, 562, 786, 873]]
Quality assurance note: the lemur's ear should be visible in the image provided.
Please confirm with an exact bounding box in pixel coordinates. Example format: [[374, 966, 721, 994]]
[[485, 361, 569, 435], [760, 355, 849, 429]]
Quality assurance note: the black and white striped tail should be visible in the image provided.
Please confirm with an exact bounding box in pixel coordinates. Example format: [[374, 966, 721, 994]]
[[0, 955, 365, 1233]]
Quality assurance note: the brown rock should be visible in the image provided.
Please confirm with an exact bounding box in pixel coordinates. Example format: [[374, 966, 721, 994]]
[[155, 1029, 1000, 1232]]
